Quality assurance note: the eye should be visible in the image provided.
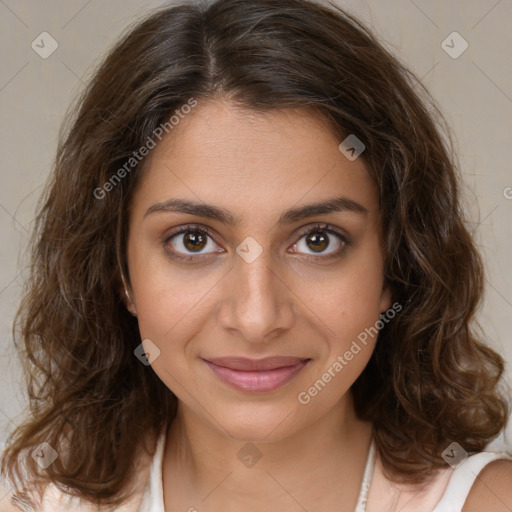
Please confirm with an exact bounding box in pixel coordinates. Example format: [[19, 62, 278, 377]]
[[290, 223, 349, 261], [163, 223, 350, 262], [164, 225, 223, 261]]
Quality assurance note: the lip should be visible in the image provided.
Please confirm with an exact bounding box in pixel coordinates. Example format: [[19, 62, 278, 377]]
[[202, 356, 311, 392]]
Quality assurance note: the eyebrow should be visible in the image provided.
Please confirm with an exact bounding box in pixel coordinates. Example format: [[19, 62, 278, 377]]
[[144, 196, 368, 226]]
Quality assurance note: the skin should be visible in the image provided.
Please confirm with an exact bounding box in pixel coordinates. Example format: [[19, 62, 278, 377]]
[[462, 459, 512, 511], [124, 98, 390, 511], [120, 97, 511, 511]]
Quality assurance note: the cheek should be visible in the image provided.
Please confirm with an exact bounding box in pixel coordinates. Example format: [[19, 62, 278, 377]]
[[127, 243, 197, 344], [128, 231, 207, 299], [132, 270, 210, 392], [132, 264, 217, 348], [293, 247, 386, 345], [291, 263, 386, 408]]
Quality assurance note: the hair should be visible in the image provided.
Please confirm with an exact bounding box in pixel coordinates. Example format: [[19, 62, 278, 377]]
[[1, 0, 509, 509]]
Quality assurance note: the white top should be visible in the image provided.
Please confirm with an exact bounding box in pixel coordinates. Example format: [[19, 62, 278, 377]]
[[137, 429, 512, 512], [432, 449, 512, 512]]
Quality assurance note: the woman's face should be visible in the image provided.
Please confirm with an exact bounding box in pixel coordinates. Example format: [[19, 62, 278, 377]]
[[125, 98, 391, 441]]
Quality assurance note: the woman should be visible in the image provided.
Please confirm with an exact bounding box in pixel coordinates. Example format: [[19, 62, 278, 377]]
[[1, 0, 511, 511]]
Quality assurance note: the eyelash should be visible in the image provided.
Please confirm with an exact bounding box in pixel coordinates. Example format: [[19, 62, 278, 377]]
[[163, 223, 350, 263]]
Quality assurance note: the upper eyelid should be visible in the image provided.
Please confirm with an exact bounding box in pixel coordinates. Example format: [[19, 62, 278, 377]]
[[164, 224, 217, 243], [295, 223, 348, 240]]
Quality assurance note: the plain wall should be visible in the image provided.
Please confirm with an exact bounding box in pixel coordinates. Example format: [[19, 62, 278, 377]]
[[0, 0, 511, 451]]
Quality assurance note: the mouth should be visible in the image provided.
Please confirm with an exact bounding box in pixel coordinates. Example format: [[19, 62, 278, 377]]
[[202, 356, 312, 392]]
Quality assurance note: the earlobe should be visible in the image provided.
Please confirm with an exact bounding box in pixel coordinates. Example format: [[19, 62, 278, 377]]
[[120, 285, 137, 316], [379, 286, 392, 313], [125, 289, 137, 316]]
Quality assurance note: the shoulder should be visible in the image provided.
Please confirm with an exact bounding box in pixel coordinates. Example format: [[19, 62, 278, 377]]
[[0, 439, 156, 512], [0, 428, 160, 512], [462, 459, 512, 512], [0, 494, 22, 512], [0, 473, 36, 512], [0, 480, 71, 512], [0, 479, 147, 512], [0, 479, 38, 512]]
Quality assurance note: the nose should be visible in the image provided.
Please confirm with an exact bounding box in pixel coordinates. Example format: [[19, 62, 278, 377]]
[[217, 247, 295, 345]]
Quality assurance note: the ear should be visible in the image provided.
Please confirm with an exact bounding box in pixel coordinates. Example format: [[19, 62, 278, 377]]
[[119, 284, 137, 317], [379, 284, 392, 313]]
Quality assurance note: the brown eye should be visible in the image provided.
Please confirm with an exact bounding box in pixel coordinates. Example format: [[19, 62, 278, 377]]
[[182, 231, 208, 252], [305, 230, 329, 253], [290, 224, 349, 260], [165, 226, 223, 260]]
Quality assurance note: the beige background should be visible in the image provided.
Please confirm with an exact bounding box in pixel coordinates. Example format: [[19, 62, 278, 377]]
[[0, 0, 511, 452]]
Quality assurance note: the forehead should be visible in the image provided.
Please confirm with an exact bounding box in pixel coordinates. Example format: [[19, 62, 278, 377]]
[[131, 98, 378, 223]]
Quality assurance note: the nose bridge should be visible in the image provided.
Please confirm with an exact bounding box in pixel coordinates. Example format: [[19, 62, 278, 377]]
[[219, 243, 294, 342]]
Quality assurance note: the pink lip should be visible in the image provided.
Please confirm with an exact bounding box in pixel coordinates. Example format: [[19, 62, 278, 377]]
[[203, 357, 311, 392]]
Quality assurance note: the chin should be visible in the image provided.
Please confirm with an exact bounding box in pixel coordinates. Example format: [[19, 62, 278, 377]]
[[210, 402, 304, 443]]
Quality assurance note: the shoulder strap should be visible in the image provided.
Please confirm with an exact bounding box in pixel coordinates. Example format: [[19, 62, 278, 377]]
[[432, 450, 512, 512], [137, 426, 167, 512]]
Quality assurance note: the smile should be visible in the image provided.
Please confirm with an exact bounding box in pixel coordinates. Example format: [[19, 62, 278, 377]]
[[202, 357, 311, 392]]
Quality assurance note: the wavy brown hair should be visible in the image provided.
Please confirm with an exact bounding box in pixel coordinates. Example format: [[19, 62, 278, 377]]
[[1, 0, 509, 508]]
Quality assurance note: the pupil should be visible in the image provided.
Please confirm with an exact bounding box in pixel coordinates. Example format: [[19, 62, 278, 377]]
[[184, 232, 206, 252], [307, 231, 328, 252]]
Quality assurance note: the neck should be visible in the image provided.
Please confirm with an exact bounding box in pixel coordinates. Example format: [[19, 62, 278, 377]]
[[162, 392, 374, 512]]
